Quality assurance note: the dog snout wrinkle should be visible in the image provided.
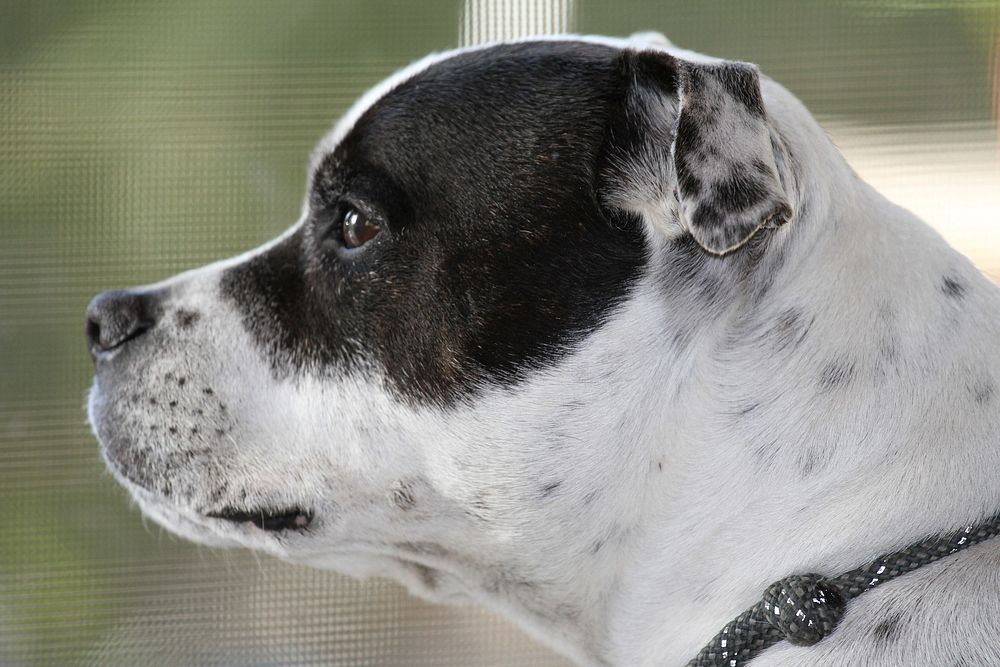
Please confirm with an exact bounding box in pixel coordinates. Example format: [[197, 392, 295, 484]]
[[85, 288, 160, 360]]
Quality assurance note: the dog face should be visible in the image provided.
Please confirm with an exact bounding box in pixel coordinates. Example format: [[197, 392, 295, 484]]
[[87, 37, 794, 648]]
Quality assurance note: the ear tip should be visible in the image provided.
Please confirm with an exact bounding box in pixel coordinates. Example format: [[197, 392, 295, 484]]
[[689, 201, 794, 255], [706, 59, 762, 79], [689, 222, 762, 256], [617, 48, 679, 87]]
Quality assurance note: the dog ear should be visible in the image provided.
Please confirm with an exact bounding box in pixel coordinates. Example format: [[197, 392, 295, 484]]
[[599, 50, 792, 255]]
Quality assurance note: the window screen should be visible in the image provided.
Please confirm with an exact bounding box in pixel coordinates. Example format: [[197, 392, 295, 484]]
[[1, 1, 997, 665]]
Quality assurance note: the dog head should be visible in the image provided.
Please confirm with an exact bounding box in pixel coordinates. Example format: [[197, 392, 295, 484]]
[[87, 36, 798, 649]]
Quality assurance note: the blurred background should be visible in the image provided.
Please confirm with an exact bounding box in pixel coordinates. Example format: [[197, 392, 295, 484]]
[[1, 1, 997, 665]]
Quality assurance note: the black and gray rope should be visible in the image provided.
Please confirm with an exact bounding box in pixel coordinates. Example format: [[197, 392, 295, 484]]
[[688, 516, 1000, 667]]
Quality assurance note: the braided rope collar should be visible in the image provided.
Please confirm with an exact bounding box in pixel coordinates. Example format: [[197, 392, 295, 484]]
[[688, 516, 1000, 666]]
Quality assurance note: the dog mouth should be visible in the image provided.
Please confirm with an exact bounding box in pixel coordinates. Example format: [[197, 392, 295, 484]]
[[206, 506, 313, 532]]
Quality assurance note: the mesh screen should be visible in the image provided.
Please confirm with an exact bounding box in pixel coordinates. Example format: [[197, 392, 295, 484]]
[[1, 1, 998, 665]]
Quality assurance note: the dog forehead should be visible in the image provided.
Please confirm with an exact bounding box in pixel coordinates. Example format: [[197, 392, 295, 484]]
[[312, 42, 636, 226], [310, 39, 622, 176]]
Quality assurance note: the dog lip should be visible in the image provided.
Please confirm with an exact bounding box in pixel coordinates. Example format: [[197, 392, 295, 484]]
[[206, 506, 313, 532]]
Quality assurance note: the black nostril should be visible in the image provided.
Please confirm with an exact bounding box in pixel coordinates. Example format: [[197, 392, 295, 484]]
[[85, 289, 158, 361], [85, 317, 102, 352]]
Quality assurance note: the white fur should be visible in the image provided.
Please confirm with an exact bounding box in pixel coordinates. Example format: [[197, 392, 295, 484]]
[[89, 33, 1000, 666]]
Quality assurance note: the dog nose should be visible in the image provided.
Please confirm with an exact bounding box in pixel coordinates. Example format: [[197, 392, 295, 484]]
[[85, 289, 158, 360]]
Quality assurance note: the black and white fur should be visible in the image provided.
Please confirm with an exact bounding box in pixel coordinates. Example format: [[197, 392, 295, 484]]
[[86, 33, 1000, 666]]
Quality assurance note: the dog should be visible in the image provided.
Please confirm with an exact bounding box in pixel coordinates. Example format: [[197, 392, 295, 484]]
[[86, 33, 1000, 666]]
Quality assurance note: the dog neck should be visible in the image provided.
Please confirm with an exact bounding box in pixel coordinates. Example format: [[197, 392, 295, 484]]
[[445, 95, 1000, 666], [590, 108, 1000, 665]]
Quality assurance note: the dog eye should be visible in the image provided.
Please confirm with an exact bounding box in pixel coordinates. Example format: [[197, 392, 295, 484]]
[[341, 206, 381, 249]]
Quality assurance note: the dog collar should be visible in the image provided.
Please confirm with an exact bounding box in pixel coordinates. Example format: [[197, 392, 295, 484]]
[[688, 516, 1000, 666]]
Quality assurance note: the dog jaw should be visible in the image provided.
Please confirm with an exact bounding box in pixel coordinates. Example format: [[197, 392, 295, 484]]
[[87, 224, 683, 662]]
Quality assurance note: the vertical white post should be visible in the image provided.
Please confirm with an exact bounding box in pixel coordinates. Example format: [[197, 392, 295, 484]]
[[459, 0, 577, 47]]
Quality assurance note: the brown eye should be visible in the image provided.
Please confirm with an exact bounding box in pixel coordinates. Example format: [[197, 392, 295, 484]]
[[341, 207, 380, 249]]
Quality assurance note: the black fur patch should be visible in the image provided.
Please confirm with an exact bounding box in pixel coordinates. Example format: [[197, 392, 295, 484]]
[[972, 379, 995, 406], [713, 63, 767, 119], [602, 49, 679, 168], [941, 275, 966, 299], [674, 102, 705, 203], [819, 358, 856, 391], [872, 612, 904, 645], [391, 481, 417, 511], [221, 42, 648, 405], [175, 309, 201, 329], [704, 163, 772, 218], [770, 307, 812, 352], [540, 481, 562, 498], [411, 563, 438, 589], [796, 444, 831, 477]]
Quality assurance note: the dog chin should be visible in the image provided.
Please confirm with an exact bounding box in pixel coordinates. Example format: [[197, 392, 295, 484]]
[[130, 488, 246, 549], [124, 482, 318, 558], [295, 550, 471, 605]]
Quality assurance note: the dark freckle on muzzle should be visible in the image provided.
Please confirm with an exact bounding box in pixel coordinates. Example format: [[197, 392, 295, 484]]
[[175, 309, 202, 328]]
